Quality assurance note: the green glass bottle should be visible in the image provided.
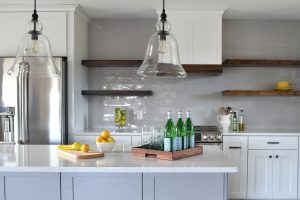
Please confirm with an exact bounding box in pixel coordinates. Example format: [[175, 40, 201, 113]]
[[164, 111, 176, 152], [185, 111, 194, 148], [232, 112, 238, 132], [176, 111, 185, 150]]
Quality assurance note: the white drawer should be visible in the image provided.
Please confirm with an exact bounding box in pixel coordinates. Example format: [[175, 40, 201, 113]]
[[249, 136, 298, 150]]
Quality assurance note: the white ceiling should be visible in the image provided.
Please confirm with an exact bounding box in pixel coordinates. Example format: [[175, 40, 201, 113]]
[[2, 0, 300, 20]]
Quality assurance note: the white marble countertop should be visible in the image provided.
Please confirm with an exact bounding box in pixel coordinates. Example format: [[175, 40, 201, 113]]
[[0, 145, 237, 173], [223, 129, 300, 136]]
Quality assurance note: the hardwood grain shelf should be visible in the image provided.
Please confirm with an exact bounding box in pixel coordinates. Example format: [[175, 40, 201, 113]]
[[81, 60, 223, 73], [223, 59, 300, 66], [222, 90, 300, 96], [82, 90, 153, 96]]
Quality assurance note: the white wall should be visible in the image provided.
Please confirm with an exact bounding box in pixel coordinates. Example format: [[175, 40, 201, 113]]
[[85, 18, 300, 131], [223, 19, 300, 59], [88, 19, 155, 59]]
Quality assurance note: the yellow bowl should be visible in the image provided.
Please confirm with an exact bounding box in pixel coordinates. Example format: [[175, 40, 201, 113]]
[[276, 81, 291, 87], [275, 87, 292, 91], [275, 81, 292, 90]]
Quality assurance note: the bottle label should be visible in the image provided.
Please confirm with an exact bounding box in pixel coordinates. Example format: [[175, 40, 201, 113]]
[[183, 136, 187, 149], [190, 135, 195, 148], [172, 138, 177, 152], [176, 137, 182, 151], [164, 138, 171, 152]]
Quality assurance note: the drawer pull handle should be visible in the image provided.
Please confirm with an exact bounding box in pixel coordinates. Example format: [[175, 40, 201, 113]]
[[269, 155, 272, 159], [275, 155, 279, 158], [267, 142, 280, 145], [229, 146, 241, 149], [145, 153, 157, 158]]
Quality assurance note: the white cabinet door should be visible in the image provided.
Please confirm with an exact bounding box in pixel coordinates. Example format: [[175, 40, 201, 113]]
[[62, 173, 142, 200], [2, 172, 61, 200], [223, 136, 248, 199], [190, 14, 222, 64], [248, 150, 273, 199], [167, 11, 224, 65], [273, 150, 298, 199], [143, 173, 225, 200], [0, 12, 67, 57], [167, 17, 190, 64], [0, 12, 29, 56], [38, 12, 67, 56]]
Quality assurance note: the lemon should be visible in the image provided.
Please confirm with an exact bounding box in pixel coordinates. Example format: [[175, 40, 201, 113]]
[[102, 140, 108, 143], [107, 137, 115, 143], [101, 130, 110, 139], [81, 144, 90, 152]]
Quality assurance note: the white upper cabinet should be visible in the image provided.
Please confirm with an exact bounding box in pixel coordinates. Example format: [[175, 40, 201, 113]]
[[0, 9, 69, 57], [38, 12, 67, 56], [165, 11, 224, 64], [0, 13, 29, 56]]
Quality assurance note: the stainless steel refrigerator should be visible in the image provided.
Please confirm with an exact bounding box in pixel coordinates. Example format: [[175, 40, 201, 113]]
[[0, 57, 67, 144]]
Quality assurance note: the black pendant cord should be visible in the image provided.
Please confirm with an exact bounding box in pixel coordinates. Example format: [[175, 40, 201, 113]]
[[160, 0, 167, 40], [31, 0, 39, 40]]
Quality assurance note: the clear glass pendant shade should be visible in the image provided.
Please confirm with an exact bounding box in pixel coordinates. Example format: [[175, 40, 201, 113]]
[[137, 20, 186, 78], [8, 20, 61, 77]]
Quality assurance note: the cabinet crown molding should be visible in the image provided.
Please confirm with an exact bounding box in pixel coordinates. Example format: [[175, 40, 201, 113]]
[[155, 9, 226, 17], [0, 4, 89, 23], [0, 4, 78, 12]]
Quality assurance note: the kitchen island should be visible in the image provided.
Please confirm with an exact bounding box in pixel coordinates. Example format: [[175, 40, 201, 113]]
[[0, 145, 237, 200]]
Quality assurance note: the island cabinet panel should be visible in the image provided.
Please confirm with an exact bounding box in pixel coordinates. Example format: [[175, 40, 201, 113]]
[[223, 136, 248, 199], [0, 175, 4, 200], [61, 173, 142, 200], [143, 173, 226, 200], [1, 172, 60, 200]]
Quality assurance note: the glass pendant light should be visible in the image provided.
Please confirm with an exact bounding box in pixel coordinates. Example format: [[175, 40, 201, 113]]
[[8, 0, 60, 77], [137, 0, 186, 78]]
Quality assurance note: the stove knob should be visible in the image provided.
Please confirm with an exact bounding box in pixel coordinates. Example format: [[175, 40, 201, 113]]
[[203, 135, 208, 140], [216, 135, 222, 140], [209, 135, 215, 140]]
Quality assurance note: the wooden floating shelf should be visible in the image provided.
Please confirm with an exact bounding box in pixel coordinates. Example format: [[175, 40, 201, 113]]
[[82, 90, 153, 96], [81, 60, 223, 73], [223, 59, 300, 66], [82, 60, 143, 67], [222, 90, 300, 96]]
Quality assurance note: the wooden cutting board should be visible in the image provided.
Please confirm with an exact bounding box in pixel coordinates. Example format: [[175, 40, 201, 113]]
[[57, 149, 104, 159]]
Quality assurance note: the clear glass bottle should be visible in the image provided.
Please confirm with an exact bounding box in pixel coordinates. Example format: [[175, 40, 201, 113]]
[[164, 111, 176, 152], [239, 109, 245, 132], [185, 111, 194, 148]]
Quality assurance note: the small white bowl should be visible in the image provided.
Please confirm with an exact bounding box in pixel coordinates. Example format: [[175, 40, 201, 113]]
[[96, 142, 116, 153]]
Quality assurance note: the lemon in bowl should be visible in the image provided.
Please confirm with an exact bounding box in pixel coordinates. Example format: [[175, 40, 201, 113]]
[[96, 130, 116, 152]]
